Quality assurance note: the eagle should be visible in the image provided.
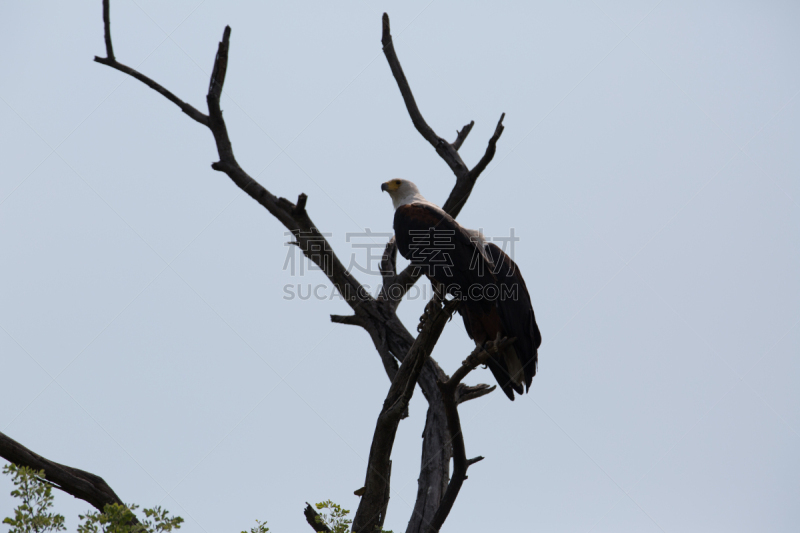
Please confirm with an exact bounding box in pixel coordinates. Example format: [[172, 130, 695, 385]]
[[382, 178, 541, 400]]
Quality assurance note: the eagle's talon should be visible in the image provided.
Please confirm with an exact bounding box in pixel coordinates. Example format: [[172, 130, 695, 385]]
[[417, 299, 437, 332]]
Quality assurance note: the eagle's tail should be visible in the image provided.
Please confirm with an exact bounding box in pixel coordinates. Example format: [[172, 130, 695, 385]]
[[485, 351, 525, 401]]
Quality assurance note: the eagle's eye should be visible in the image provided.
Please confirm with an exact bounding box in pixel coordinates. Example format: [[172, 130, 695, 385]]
[[394, 180, 401, 185]]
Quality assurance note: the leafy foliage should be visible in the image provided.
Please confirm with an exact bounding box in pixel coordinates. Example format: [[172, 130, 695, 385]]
[[240, 519, 269, 533], [312, 500, 392, 533], [2, 464, 182, 533], [313, 501, 351, 533], [78, 504, 183, 533], [2, 464, 66, 533]]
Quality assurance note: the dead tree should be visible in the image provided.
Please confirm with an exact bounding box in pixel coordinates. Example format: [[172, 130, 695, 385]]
[[0, 2, 509, 532]]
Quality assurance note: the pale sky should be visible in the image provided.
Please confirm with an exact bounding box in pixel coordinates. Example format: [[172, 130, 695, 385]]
[[1, 1, 799, 532]]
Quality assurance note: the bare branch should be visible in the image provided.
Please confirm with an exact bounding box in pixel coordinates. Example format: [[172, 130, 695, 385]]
[[93, 56, 209, 125], [100, 0, 114, 61], [428, 336, 515, 533], [94, 1, 207, 126], [207, 27, 231, 104], [352, 298, 459, 533], [381, 13, 468, 178], [452, 121, 474, 151], [467, 113, 505, 182], [330, 314, 362, 326], [377, 238, 408, 310], [379, 17, 434, 145], [294, 193, 308, 215], [466, 456, 484, 467], [0, 431, 130, 517], [455, 382, 496, 404], [378, 238, 397, 286], [448, 336, 514, 387], [442, 113, 506, 217]]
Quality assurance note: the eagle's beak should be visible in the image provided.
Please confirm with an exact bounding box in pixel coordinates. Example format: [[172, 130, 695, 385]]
[[381, 182, 389, 192]]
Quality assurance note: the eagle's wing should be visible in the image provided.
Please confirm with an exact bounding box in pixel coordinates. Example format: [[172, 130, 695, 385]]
[[485, 242, 541, 391], [393, 203, 492, 293]]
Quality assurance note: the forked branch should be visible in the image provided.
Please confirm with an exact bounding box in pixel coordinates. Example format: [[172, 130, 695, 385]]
[[94, 0, 367, 309], [94, 1, 207, 126], [381, 12, 504, 219], [352, 298, 461, 533]]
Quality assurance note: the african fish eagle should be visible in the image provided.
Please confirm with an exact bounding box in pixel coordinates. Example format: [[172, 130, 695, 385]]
[[382, 178, 541, 400]]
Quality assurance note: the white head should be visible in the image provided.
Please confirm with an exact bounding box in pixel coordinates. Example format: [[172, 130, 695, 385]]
[[381, 179, 428, 210]]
